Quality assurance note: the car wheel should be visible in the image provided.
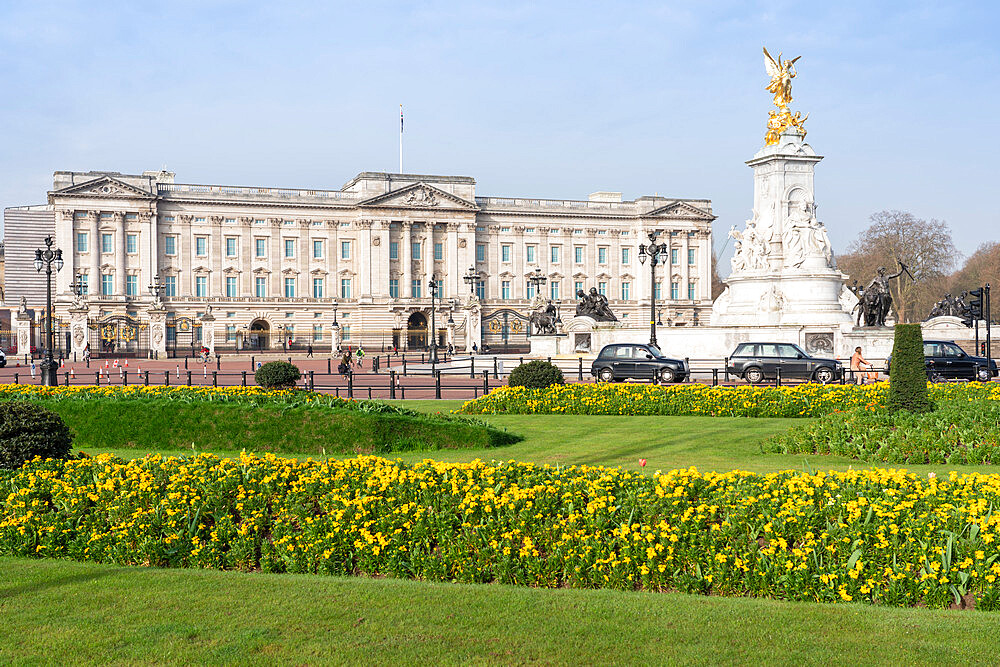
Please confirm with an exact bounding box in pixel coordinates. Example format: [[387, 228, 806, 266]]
[[929, 372, 946, 383], [598, 367, 615, 383], [976, 367, 991, 382], [744, 367, 764, 385], [813, 367, 834, 384], [658, 367, 675, 384]]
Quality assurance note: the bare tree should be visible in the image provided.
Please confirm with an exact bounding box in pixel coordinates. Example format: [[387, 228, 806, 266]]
[[710, 249, 725, 299], [840, 210, 958, 322], [950, 242, 1000, 295]]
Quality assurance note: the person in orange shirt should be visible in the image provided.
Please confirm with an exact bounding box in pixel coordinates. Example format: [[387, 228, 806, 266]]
[[850, 346, 872, 384]]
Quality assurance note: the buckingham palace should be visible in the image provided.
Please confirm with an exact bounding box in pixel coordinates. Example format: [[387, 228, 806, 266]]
[[4, 169, 715, 357]]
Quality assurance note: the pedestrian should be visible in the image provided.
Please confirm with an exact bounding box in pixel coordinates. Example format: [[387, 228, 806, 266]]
[[30, 361, 36, 378], [850, 346, 873, 384], [471, 342, 478, 355], [83, 342, 91, 363], [392, 345, 398, 357], [307, 343, 314, 358]]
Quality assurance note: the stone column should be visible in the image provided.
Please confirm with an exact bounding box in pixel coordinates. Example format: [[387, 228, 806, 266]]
[[200, 309, 215, 356], [114, 212, 126, 295], [90, 211, 101, 296], [15, 311, 33, 358], [57, 209, 75, 296], [148, 307, 167, 359], [330, 322, 342, 354], [400, 221, 412, 299], [681, 232, 691, 303], [464, 301, 482, 352], [68, 306, 89, 358], [357, 219, 372, 297], [446, 223, 460, 296]]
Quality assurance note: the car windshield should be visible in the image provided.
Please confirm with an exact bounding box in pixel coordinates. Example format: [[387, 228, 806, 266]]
[[646, 345, 665, 358]]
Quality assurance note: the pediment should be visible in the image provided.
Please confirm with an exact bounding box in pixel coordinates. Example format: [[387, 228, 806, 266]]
[[646, 201, 715, 221], [358, 182, 478, 211], [52, 176, 155, 200]]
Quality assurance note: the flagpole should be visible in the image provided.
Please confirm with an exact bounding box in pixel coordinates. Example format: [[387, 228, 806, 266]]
[[399, 104, 403, 173]]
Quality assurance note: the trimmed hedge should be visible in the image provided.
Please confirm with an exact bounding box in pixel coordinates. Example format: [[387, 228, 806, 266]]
[[507, 360, 565, 389], [0, 401, 73, 470], [889, 324, 933, 413], [255, 361, 301, 389]]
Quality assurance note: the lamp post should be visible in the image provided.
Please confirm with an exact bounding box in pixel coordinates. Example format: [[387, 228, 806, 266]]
[[638, 231, 669, 348], [148, 274, 166, 303], [331, 301, 339, 326], [462, 266, 480, 296], [428, 274, 439, 364], [33, 236, 64, 386], [527, 267, 547, 300]]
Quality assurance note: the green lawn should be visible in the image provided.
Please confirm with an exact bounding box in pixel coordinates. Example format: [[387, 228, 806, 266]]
[[81, 399, 1000, 476], [2, 557, 996, 666]]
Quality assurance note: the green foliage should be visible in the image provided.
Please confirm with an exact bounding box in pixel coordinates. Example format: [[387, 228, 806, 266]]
[[254, 361, 302, 389], [888, 324, 933, 413], [0, 401, 73, 470], [507, 360, 565, 389], [767, 402, 1000, 464]]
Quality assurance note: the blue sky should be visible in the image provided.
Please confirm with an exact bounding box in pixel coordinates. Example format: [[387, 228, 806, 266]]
[[2, 1, 997, 267]]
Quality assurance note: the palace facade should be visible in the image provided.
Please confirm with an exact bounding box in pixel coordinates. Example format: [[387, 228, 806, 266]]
[[5, 169, 714, 355]]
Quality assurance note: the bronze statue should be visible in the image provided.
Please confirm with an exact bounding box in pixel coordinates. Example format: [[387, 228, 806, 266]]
[[529, 300, 559, 335], [575, 287, 618, 322], [859, 261, 911, 327]]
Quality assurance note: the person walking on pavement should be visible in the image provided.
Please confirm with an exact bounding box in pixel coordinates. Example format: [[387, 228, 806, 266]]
[[307, 343, 314, 358]]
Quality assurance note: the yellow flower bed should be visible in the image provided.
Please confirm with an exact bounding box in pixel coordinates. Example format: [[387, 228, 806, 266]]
[[459, 382, 1000, 417], [4, 453, 1000, 609]]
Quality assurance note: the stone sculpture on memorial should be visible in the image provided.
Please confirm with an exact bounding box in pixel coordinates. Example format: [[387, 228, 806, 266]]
[[858, 262, 912, 327], [528, 300, 559, 335], [574, 288, 618, 322]]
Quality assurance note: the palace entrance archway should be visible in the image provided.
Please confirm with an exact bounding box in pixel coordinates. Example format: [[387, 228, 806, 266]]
[[406, 312, 427, 349], [249, 319, 270, 351]]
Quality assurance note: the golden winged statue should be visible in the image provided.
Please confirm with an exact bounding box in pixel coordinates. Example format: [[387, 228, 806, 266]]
[[762, 47, 807, 144]]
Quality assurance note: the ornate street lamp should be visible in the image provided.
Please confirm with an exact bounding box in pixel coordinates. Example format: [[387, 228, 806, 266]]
[[428, 274, 439, 364], [527, 267, 547, 301], [331, 300, 339, 326], [148, 274, 166, 306], [638, 231, 669, 348], [462, 266, 480, 295], [33, 236, 63, 386]]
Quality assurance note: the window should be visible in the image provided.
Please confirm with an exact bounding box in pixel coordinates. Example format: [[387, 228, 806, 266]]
[[340, 278, 352, 299], [226, 276, 237, 297], [341, 325, 351, 341], [411, 279, 421, 298], [195, 217, 206, 223], [101, 233, 113, 253], [313, 240, 323, 259], [501, 245, 512, 263], [671, 282, 679, 300], [389, 279, 399, 298], [126, 275, 138, 296], [598, 281, 607, 296], [76, 232, 88, 253], [164, 236, 176, 256], [598, 247, 608, 264], [476, 244, 486, 263], [688, 282, 696, 300], [411, 242, 421, 260], [622, 247, 630, 264], [435, 278, 444, 296], [476, 280, 485, 300], [77, 274, 89, 295], [688, 248, 696, 265], [255, 277, 266, 297], [341, 240, 351, 259], [164, 276, 177, 297], [226, 325, 236, 343], [284, 239, 295, 258], [389, 241, 399, 260], [526, 283, 535, 299], [284, 277, 295, 298], [550, 281, 560, 301], [574, 246, 583, 264], [196, 276, 207, 297], [574, 281, 583, 296], [654, 281, 662, 300], [551, 246, 560, 263], [434, 242, 443, 261], [621, 282, 630, 300], [501, 280, 511, 300], [255, 238, 266, 258], [313, 324, 323, 341], [101, 273, 113, 296], [526, 245, 536, 263], [312, 277, 324, 299], [226, 237, 237, 257], [671, 248, 678, 264]]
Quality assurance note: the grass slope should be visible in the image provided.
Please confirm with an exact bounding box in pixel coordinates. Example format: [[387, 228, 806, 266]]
[[43, 399, 516, 455], [2, 557, 996, 665]]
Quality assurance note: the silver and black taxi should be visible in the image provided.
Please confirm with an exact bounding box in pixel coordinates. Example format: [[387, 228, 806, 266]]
[[591, 343, 688, 383]]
